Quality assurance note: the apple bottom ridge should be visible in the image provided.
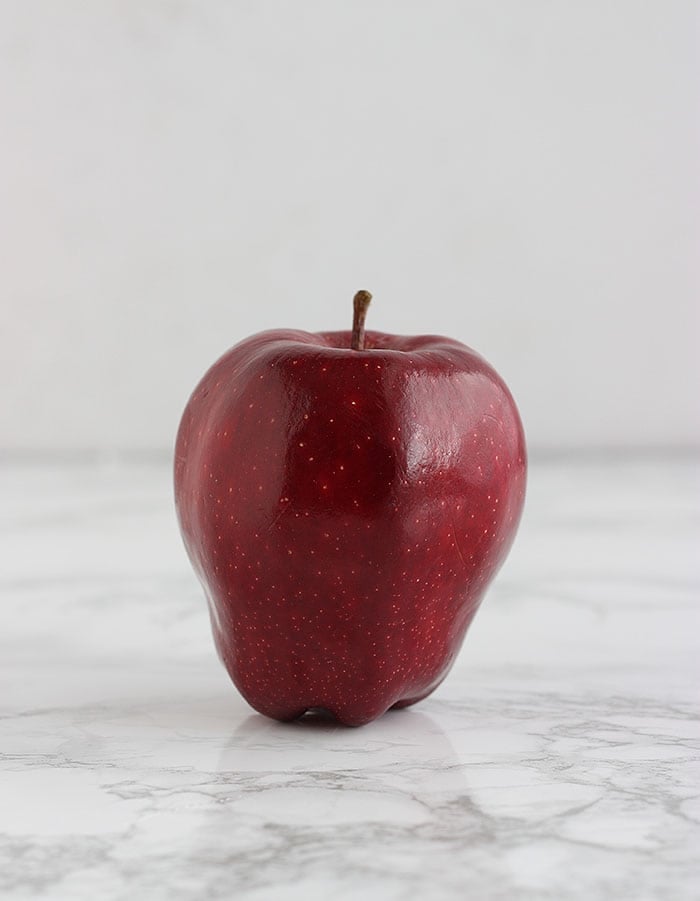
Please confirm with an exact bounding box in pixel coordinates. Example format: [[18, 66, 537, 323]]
[[244, 695, 431, 728], [227, 668, 449, 727], [208, 605, 464, 725], [213, 634, 454, 726]]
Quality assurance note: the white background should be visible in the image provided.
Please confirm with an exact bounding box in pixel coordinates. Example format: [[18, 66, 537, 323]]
[[1, 1, 698, 454]]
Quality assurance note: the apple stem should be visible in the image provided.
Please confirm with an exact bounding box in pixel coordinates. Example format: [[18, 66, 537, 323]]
[[351, 290, 372, 351]]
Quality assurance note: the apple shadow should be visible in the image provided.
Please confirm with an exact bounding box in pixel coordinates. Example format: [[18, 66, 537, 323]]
[[170, 697, 491, 895], [209, 700, 472, 797]]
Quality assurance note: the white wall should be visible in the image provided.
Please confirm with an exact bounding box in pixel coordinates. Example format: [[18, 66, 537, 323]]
[[1, 1, 698, 453]]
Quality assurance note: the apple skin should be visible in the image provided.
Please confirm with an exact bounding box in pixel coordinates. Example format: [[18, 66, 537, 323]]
[[175, 327, 526, 726]]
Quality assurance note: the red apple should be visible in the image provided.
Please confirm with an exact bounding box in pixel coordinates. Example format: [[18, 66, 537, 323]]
[[175, 292, 526, 725]]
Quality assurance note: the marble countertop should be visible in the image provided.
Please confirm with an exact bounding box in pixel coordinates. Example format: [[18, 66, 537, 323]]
[[1, 455, 698, 900]]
